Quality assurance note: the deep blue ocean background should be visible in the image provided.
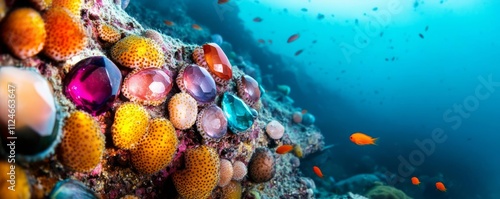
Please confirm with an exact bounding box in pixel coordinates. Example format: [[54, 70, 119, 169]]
[[135, 0, 499, 198]]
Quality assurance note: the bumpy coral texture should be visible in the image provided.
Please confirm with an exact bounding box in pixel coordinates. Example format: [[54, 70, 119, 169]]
[[51, 0, 82, 15], [248, 148, 276, 183], [365, 185, 413, 199], [131, 118, 179, 174], [111, 35, 165, 69], [29, 0, 53, 11], [168, 92, 198, 130], [265, 120, 285, 140], [221, 181, 242, 199], [0, 161, 30, 199], [97, 23, 121, 43], [218, 159, 233, 187], [59, 111, 105, 172], [231, 160, 247, 181], [172, 146, 220, 199], [0, 8, 46, 59], [43, 7, 87, 61], [111, 103, 150, 149]]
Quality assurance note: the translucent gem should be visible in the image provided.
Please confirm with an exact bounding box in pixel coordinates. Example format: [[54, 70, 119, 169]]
[[197, 105, 227, 139], [0, 67, 62, 161], [49, 179, 98, 199], [63, 56, 122, 115], [237, 75, 261, 106], [221, 93, 254, 133], [179, 64, 216, 104], [202, 43, 232, 81], [123, 68, 173, 106]]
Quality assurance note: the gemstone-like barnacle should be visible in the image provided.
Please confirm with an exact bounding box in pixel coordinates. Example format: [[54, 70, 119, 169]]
[[176, 64, 216, 106], [0, 67, 63, 162], [122, 67, 173, 106], [196, 105, 227, 140], [49, 179, 99, 199], [237, 75, 261, 107], [221, 93, 255, 133], [192, 43, 233, 85], [63, 56, 122, 116]]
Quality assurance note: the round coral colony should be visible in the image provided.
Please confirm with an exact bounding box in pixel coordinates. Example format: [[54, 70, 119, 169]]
[[63, 56, 122, 116], [193, 43, 233, 85], [111, 35, 165, 69], [176, 64, 217, 106], [111, 102, 150, 149], [237, 75, 261, 107], [168, 92, 198, 130], [122, 67, 173, 106], [196, 105, 227, 140]]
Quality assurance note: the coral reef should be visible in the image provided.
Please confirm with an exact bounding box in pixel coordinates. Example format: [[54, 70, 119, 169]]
[[110, 35, 164, 69], [111, 102, 150, 149], [364, 185, 413, 199]]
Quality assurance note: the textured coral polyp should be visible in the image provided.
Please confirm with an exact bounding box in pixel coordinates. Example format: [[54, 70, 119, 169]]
[[218, 159, 233, 187], [59, 111, 105, 172], [52, 0, 83, 16], [173, 146, 220, 199], [111, 103, 150, 149], [1, 8, 46, 59], [111, 35, 165, 69], [30, 0, 53, 11], [248, 148, 276, 183], [221, 181, 242, 199], [43, 7, 87, 61], [97, 23, 121, 43], [231, 160, 247, 181], [131, 118, 179, 174], [168, 92, 198, 130]]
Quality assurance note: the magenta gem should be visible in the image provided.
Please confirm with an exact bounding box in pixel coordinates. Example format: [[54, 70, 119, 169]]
[[122, 68, 173, 106], [196, 105, 227, 139], [63, 56, 122, 115], [238, 75, 261, 106], [179, 64, 216, 103]]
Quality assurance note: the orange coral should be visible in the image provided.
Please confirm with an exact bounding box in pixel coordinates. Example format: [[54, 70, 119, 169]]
[[0, 161, 30, 199], [43, 7, 87, 61], [173, 146, 220, 199], [131, 118, 178, 174], [29, 0, 53, 11], [97, 23, 121, 43], [52, 0, 82, 16], [111, 102, 150, 149], [1, 8, 46, 59], [59, 111, 105, 172], [110, 35, 165, 69], [168, 92, 198, 130]]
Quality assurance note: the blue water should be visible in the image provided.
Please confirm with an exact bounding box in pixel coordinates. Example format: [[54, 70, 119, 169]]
[[138, 0, 500, 198]]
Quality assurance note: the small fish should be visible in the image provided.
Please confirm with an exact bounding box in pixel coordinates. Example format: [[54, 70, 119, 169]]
[[350, 132, 378, 145], [411, 177, 421, 185], [257, 39, 265, 44], [419, 33, 424, 39], [301, 8, 308, 12], [372, 7, 378, 11], [164, 20, 175, 26], [301, 109, 308, 114], [436, 182, 447, 192], [268, 39, 272, 44], [313, 166, 323, 178], [294, 49, 304, 56], [253, 17, 263, 22], [192, 24, 202, 30], [287, 33, 300, 43], [312, 40, 317, 44], [317, 13, 325, 20], [218, 0, 229, 4], [276, 145, 294, 154], [425, 25, 429, 31]]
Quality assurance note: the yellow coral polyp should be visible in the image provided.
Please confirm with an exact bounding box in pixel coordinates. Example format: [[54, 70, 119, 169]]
[[0, 161, 31, 199], [168, 92, 198, 130], [173, 146, 220, 199], [1, 8, 46, 59], [111, 102, 150, 149], [43, 7, 87, 61], [52, 0, 82, 16], [111, 35, 165, 69], [131, 118, 178, 174], [30, 0, 53, 11], [97, 23, 121, 43], [59, 111, 105, 172], [221, 181, 242, 199]]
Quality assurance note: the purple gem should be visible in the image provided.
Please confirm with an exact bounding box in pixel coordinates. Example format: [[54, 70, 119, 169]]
[[64, 56, 122, 115], [178, 64, 216, 103], [196, 105, 227, 139], [238, 75, 261, 106]]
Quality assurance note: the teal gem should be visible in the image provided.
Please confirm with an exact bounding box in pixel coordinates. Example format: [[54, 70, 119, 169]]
[[221, 93, 255, 133]]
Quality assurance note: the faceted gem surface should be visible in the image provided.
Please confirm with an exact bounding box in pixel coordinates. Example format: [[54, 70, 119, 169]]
[[63, 56, 122, 115], [202, 43, 232, 81], [197, 105, 227, 139], [221, 93, 254, 133], [181, 65, 216, 103], [123, 68, 173, 106], [0, 67, 62, 160], [238, 75, 261, 105]]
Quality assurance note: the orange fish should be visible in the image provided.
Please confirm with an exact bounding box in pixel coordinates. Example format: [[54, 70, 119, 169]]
[[436, 182, 447, 192], [218, 0, 229, 4], [253, 17, 263, 22], [411, 177, 420, 185], [350, 132, 378, 145], [276, 145, 294, 154], [313, 166, 323, 178], [287, 33, 300, 43], [192, 24, 202, 30], [164, 20, 175, 26], [294, 49, 304, 56], [301, 109, 308, 114]]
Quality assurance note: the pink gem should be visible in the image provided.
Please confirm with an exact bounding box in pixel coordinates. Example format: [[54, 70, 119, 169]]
[[238, 75, 261, 106], [123, 68, 173, 106]]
